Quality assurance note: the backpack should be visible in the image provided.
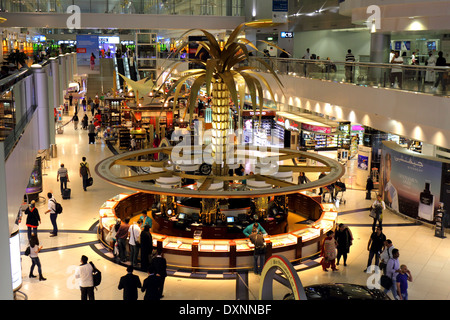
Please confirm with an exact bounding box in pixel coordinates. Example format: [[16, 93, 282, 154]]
[[90, 262, 102, 287], [80, 163, 88, 176], [52, 199, 63, 214]]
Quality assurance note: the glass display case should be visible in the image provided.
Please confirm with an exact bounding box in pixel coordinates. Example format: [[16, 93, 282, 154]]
[[235, 239, 253, 252], [268, 234, 297, 248], [163, 237, 193, 251], [292, 227, 321, 241], [322, 211, 338, 222], [199, 240, 230, 252]]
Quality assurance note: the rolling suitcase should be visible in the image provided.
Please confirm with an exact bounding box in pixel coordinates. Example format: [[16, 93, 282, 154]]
[[62, 188, 71, 199]]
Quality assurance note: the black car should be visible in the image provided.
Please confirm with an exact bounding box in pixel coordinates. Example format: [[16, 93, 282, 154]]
[[284, 283, 390, 300]]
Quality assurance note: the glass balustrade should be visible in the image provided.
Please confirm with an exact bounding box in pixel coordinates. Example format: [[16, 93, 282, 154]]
[[0, 0, 245, 16], [247, 57, 450, 97]]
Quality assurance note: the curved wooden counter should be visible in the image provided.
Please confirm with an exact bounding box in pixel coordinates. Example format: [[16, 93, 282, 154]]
[[97, 191, 337, 271]]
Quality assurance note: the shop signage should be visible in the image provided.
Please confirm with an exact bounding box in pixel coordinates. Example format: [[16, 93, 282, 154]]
[[280, 32, 293, 38], [243, 110, 276, 117], [301, 123, 332, 134], [275, 116, 299, 131], [259, 255, 307, 300]]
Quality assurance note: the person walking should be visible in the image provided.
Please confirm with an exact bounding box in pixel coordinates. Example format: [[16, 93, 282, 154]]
[[57, 163, 69, 196], [320, 230, 338, 272], [118, 265, 142, 301], [432, 51, 447, 92], [365, 226, 386, 272], [249, 229, 266, 275], [425, 51, 437, 83], [116, 217, 130, 262], [24, 200, 41, 241], [87, 97, 93, 113], [141, 264, 162, 301], [90, 52, 96, 71], [73, 113, 79, 130], [298, 172, 309, 184], [379, 239, 395, 274], [44, 192, 59, 237], [88, 121, 96, 144], [140, 224, 153, 272], [365, 176, 374, 200], [129, 219, 142, 267], [334, 223, 353, 266], [82, 114, 88, 130], [150, 248, 167, 298], [345, 49, 356, 82], [28, 233, 46, 281], [370, 194, 386, 232], [390, 51, 404, 89], [396, 264, 413, 300], [384, 248, 401, 300], [75, 255, 95, 300], [82, 97, 87, 112], [79, 157, 91, 191]]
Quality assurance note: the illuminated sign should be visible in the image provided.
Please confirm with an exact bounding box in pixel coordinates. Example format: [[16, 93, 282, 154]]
[[280, 32, 293, 38]]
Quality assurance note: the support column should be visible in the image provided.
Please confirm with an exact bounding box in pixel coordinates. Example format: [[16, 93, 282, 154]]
[[49, 57, 60, 145], [370, 32, 391, 63], [72, 52, 77, 76], [369, 32, 391, 84], [31, 64, 50, 151], [64, 53, 70, 88], [58, 54, 66, 106], [0, 144, 14, 300]]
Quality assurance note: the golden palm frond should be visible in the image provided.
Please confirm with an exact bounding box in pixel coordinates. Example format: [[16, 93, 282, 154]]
[[162, 21, 285, 122]]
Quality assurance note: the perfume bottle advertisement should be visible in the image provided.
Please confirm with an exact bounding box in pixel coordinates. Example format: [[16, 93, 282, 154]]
[[380, 141, 443, 222]]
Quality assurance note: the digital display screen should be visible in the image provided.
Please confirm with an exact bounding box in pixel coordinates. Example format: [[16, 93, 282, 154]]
[[178, 213, 185, 220], [227, 216, 235, 223]]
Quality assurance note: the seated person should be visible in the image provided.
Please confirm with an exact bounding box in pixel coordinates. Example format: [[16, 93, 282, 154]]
[[243, 222, 267, 237]]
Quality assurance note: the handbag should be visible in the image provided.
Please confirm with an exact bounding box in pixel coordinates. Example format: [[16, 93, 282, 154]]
[[24, 246, 31, 256], [369, 208, 377, 219], [380, 275, 393, 289], [87, 177, 93, 187]]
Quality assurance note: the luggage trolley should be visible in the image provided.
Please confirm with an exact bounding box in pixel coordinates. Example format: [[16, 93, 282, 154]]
[[334, 181, 347, 204]]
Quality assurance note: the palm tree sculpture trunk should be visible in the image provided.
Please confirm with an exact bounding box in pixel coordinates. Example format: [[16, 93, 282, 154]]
[[211, 79, 230, 177]]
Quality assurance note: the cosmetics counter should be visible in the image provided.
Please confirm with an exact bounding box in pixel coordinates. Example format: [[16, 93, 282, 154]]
[[97, 191, 338, 271]]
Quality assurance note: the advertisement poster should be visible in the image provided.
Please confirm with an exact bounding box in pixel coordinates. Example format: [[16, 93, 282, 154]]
[[76, 35, 100, 74], [26, 157, 42, 195], [381, 142, 442, 222], [358, 154, 369, 170]]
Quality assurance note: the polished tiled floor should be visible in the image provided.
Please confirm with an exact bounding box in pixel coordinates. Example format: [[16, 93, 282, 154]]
[[16, 107, 450, 302]]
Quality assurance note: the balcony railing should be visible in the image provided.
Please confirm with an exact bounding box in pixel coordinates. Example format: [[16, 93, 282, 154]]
[[0, 0, 244, 16], [248, 57, 450, 97]]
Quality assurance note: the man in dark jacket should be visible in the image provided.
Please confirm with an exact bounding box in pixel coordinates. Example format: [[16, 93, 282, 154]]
[[141, 264, 162, 300], [140, 224, 153, 272], [433, 51, 447, 91], [24, 200, 41, 241], [150, 248, 167, 298], [118, 266, 142, 300]]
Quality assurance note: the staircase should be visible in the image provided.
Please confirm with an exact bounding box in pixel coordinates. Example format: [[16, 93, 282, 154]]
[[86, 58, 115, 99]]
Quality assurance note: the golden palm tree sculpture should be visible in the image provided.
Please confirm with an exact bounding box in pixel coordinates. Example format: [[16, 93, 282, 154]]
[[164, 22, 285, 177]]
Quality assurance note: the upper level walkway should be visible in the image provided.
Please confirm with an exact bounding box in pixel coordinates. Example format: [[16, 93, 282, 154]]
[[159, 55, 449, 149], [0, 0, 244, 16]]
